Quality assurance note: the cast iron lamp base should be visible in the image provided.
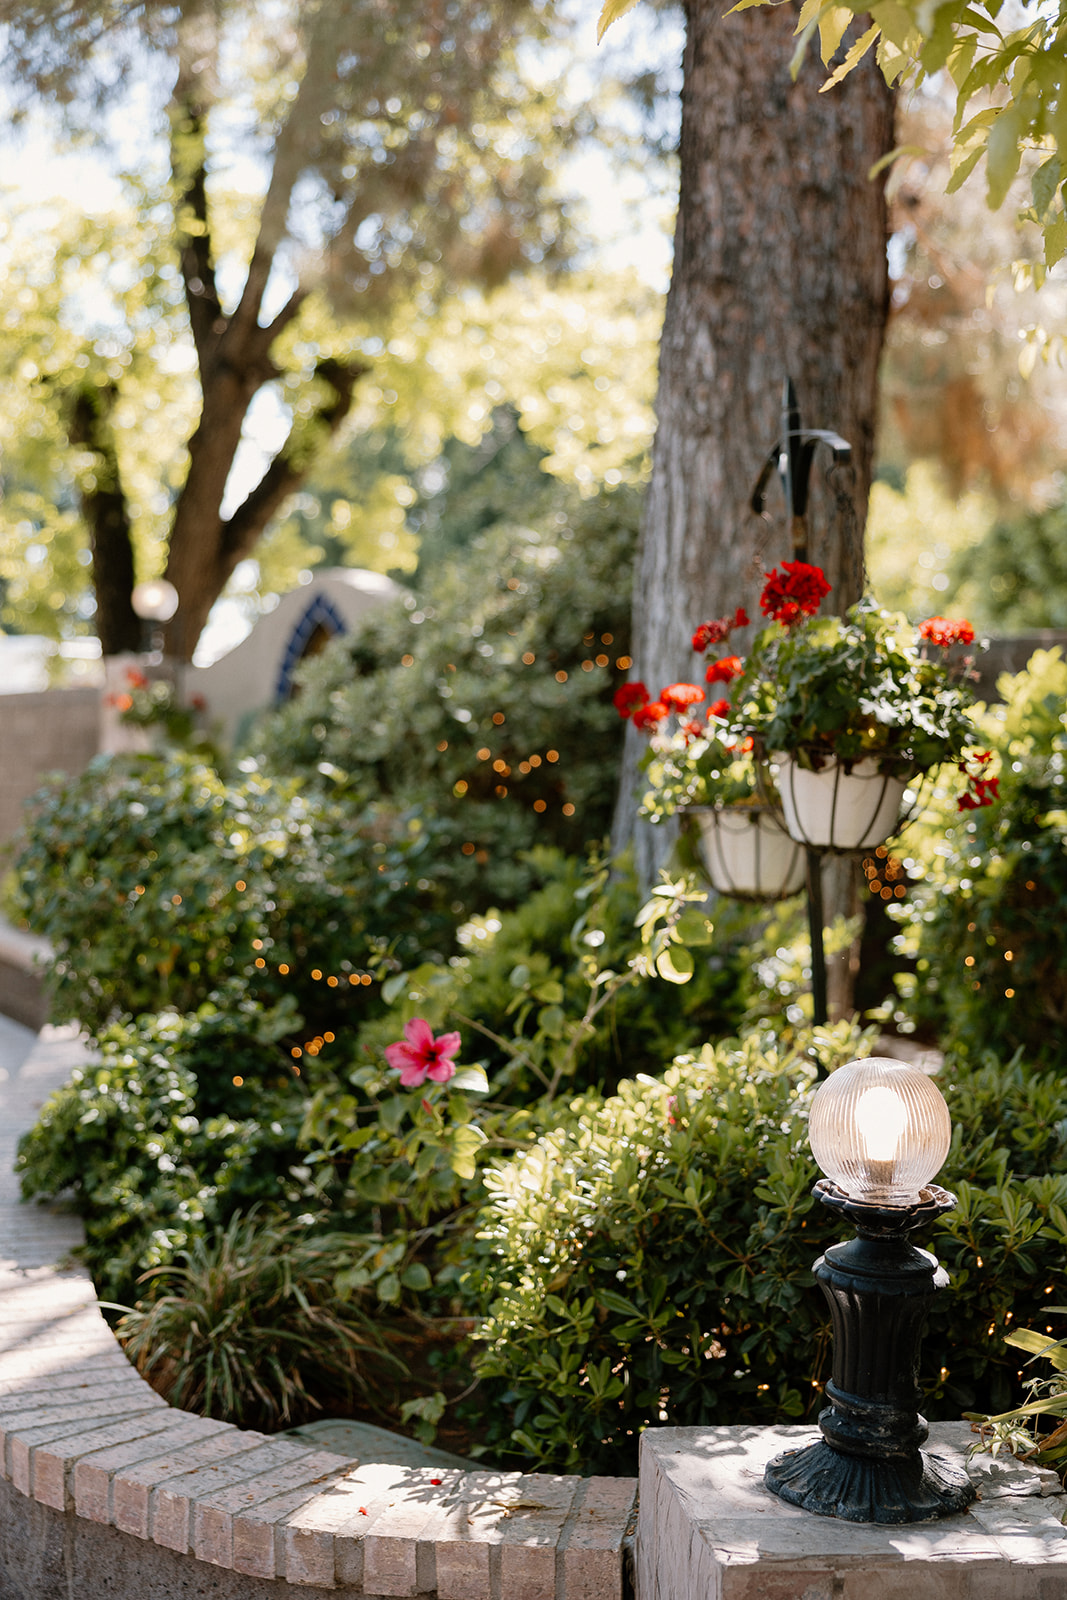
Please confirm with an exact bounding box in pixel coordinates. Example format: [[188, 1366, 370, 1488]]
[[764, 1179, 977, 1524]]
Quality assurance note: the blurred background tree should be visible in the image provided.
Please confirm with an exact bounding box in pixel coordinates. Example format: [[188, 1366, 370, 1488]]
[[0, 0, 586, 659]]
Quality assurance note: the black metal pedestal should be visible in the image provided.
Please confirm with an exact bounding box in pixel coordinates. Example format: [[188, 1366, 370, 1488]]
[[764, 1180, 976, 1523]]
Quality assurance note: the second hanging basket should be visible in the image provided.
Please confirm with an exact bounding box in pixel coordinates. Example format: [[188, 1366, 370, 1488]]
[[686, 802, 807, 901]]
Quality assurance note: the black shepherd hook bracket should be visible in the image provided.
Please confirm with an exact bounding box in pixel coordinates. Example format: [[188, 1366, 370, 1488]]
[[751, 377, 851, 565], [750, 377, 852, 1031]]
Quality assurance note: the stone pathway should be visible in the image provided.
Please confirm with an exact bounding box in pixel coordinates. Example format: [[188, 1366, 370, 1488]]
[[0, 1019, 89, 1273]]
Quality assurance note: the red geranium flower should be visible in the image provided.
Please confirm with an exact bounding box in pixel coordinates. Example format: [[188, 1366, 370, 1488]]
[[705, 655, 744, 684], [632, 700, 670, 731], [125, 668, 149, 690], [384, 1018, 461, 1088], [760, 561, 831, 625], [613, 681, 650, 719], [956, 751, 999, 811], [919, 616, 975, 648], [660, 682, 705, 711], [691, 607, 749, 654], [706, 699, 730, 720]]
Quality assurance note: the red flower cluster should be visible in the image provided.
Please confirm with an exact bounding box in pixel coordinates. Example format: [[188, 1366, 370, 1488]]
[[692, 608, 749, 653], [957, 750, 999, 812], [705, 654, 744, 685], [632, 701, 669, 731], [661, 682, 706, 712], [919, 616, 975, 648], [706, 698, 730, 720], [759, 561, 831, 626], [126, 668, 149, 690], [613, 681, 650, 718]]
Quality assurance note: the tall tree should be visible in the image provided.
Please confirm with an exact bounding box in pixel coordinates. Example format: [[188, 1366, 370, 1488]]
[[613, 0, 894, 876], [0, 0, 572, 659]]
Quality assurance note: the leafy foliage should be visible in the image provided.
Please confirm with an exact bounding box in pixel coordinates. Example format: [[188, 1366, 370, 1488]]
[[474, 1030, 1067, 1472], [889, 649, 1067, 1067], [601, 0, 1067, 271], [15, 1008, 318, 1301], [735, 599, 980, 774], [114, 1212, 400, 1430], [252, 479, 640, 913], [14, 752, 456, 1037]]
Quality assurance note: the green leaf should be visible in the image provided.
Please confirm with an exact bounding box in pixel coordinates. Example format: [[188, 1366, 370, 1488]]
[[1006, 1328, 1067, 1373], [819, 22, 879, 90], [596, 0, 642, 42], [655, 945, 695, 983], [401, 1263, 433, 1291], [449, 1065, 489, 1094], [596, 1288, 642, 1317], [985, 104, 1024, 209], [674, 909, 714, 946], [381, 973, 408, 1004], [1032, 155, 1061, 220], [867, 143, 926, 180], [538, 1005, 566, 1039], [1044, 211, 1067, 269]]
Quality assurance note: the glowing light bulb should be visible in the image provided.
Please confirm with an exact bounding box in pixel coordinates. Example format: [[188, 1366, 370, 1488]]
[[808, 1057, 951, 1207], [855, 1086, 907, 1163]]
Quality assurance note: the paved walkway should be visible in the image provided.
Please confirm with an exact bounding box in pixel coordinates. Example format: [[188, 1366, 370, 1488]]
[[0, 1019, 91, 1272]]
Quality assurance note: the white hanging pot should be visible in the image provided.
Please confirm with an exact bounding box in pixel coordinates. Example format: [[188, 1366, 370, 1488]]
[[687, 804, 807, 902], [773, 754, 910, 851]]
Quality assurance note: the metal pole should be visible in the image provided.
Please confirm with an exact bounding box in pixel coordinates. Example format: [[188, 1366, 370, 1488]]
[[805, 846, 828, 1028]]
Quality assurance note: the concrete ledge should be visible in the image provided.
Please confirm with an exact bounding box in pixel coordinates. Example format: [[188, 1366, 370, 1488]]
[[0, 1027, 636, 1597], [0, 920, 49, 1033], [637, 1423, 1067, 1600]]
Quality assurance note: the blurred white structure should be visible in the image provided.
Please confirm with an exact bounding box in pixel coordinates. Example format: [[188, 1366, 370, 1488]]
[[189, 568, 402, 744]]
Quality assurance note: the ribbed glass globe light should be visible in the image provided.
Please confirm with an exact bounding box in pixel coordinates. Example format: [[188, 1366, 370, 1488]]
[[131, 578, 179, 623], [808, 1057, 951, 1207]]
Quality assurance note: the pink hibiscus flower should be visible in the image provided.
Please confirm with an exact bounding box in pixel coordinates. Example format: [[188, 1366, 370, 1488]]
[[384, 1018, 462, 1088]]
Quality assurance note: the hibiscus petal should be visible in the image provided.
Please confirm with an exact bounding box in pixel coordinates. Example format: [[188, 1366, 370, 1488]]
[[397, 1061, 430, 1088], [403, 1016, 436, 1052], [434, 1031, 462, 1061], [385, 1042, 423, 1073], [426, 1058, 457, 1084]]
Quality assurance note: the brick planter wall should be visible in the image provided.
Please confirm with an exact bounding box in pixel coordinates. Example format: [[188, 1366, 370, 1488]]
[[0, 1026, 636, 1599]]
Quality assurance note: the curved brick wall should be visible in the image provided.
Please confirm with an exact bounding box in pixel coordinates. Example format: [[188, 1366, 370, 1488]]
[[0, 1025, 635, 1598]]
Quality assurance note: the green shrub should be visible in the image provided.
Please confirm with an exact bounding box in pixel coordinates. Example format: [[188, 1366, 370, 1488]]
[[251, 486, 640, 915], [114, 1211, 400, 1429], [15, 752, 456, 1036], [473, 1032, 1067, 1474], [889, 649, 1067, 1067], [15, 1007, 324, 1300]]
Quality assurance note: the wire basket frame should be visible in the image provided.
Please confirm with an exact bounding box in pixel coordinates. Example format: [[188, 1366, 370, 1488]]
[[771, 753, 930, 855], [685, 803, 807, 902]]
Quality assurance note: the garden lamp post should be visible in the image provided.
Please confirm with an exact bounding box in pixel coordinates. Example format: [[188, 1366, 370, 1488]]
[[131, 578, 179, 659], [764, 1057, 977, 1523]]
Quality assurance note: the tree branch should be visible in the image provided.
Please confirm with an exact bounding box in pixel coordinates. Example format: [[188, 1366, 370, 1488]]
[[225, 8, 340, 353], [170, 99, 226, 371], [218, 356, 366, 567]]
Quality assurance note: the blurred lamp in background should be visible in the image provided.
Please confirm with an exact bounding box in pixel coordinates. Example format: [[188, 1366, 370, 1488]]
[[764, 1057, 976, 1523], [132, 578, 179, 658]]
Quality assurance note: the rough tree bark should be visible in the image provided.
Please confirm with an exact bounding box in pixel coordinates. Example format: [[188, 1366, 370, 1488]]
[[68, 385, 141, 656], [614, 0, 894, 879]]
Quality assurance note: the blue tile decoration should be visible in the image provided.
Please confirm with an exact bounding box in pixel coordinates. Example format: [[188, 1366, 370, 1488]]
[[275, 593, 348, 700]]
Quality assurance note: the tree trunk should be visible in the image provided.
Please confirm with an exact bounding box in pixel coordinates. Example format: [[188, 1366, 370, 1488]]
[[614, 0, 894, 883], [68, 385, 140, 656]]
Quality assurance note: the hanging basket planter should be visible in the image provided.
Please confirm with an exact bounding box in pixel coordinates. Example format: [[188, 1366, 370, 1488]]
[[686, 803, 807, 901], [773, 754, 913, 853]]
